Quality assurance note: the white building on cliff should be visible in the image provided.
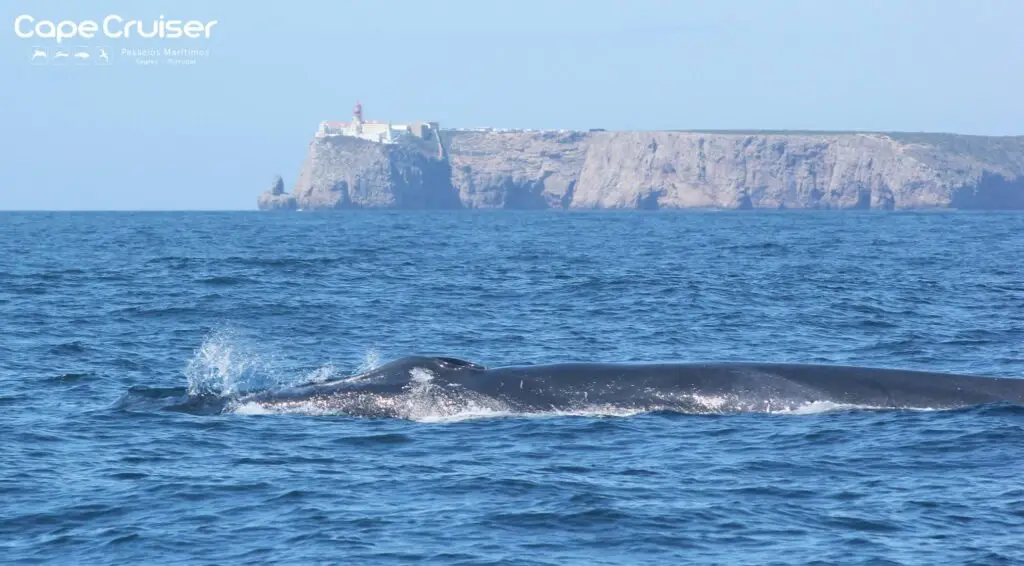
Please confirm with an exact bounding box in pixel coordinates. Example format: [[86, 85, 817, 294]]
[[316, 101, 439, 144]]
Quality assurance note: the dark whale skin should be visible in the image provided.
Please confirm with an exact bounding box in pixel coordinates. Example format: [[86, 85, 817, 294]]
[[235, 356, 1024, 414]]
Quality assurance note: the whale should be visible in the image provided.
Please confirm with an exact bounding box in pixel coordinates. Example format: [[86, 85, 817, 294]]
[[219, 356, 1024, 417]]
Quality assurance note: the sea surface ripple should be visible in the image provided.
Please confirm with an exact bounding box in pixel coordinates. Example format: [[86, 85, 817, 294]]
[[2, 211, 1024, 564]]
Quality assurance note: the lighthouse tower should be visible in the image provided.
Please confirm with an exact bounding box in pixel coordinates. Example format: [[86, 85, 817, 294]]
[[352, 100, 364, 134]]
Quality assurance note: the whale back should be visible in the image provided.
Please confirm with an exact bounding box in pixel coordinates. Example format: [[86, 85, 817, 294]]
[[229, 358, 1024, 417], [348, 355, 485, 385]]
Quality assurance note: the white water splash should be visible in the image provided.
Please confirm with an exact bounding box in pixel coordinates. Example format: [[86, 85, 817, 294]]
[[409, 367, 435, 383], [301, 348, 383, 385], [353, 348, 382, 375], [232, 402, 275, 416], [299, 363, 341, 384], [185, 329, 274, 397], [185, 332, 393, 400]]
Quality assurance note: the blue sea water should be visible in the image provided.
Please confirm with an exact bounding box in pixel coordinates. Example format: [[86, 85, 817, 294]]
[[2, 211, 1024, 565]]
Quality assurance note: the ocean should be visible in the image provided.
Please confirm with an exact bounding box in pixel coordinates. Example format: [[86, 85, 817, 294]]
[[2, 211, 1023, 564]]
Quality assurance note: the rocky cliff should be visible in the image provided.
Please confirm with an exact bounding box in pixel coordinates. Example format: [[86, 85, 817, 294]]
[[259, 130, 1024, 210], [259, 135, 458, 210]]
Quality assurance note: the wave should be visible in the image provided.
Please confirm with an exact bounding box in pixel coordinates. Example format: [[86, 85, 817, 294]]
[[196, 275, 258, 286]]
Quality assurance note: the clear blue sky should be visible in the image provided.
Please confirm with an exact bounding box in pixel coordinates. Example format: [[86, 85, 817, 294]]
[[2, 0, 1022, 210]]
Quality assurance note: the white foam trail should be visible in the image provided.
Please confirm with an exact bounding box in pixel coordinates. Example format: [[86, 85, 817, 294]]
[[225, 395, 942, 421], [770, 401, 940, 415], [772, 401, 875, 415], [232, 402, 274, 416]]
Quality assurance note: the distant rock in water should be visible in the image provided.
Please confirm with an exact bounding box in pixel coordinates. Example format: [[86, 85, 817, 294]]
[[270, 175, 284, 195], [256, 174, 296, 211], [260, 130, 1024, 210]]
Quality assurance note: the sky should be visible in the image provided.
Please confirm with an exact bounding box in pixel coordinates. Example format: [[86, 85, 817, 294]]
[[1, 0, 1022, 210]]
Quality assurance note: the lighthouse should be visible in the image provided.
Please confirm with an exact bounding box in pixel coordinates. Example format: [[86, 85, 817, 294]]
[[314, 101, 438, 144], [352, 100, 364, 134]]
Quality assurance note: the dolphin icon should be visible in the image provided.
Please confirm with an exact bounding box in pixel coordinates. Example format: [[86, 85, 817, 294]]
[[31, 48, 46, 60]]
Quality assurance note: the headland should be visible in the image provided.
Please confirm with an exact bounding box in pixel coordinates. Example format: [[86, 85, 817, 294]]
[[258, 102, 1024, 211]]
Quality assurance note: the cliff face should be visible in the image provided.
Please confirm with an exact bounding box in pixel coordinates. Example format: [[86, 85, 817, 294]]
[[258, 135, 458, 210], [261, 131, 1024, 210], [571, 132, 916, 209], [446, 130, 589, 209]]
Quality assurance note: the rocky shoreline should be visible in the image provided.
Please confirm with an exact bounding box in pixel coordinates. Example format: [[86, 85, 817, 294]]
[[258, 130, 1024, 210]]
